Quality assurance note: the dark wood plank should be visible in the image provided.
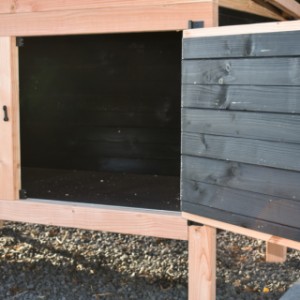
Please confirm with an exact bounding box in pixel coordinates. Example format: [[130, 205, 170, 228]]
[[182, 132, 300, 172], [182, 202, 300, 242], [182, 58, 300, 86], [181, 179, 300, 228], [182, 108, 300, 144], [182, 85, 300, 113], [183, 31, 300, 59], [181, 156, 300, 202]]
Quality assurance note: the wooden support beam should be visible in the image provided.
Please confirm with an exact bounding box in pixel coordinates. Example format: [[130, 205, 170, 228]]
[[266, 0, 300, 19], [266, 242, 287, 263], [183, 212, 300, 251], [0, 0, 215, 14], [0, 2, 217, 36], [0, 199, 188, 240], [0, 37, 20, 201], [189, 225, 216, 300], [219, 0, 285, 20]]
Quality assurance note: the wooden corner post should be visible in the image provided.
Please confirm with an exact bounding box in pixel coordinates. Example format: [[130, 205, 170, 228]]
[[0, 36, 21, 203], [266, 242, 287, 263], [188, 225, 216, 300]]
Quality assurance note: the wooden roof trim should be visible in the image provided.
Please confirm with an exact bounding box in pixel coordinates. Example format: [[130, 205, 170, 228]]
[[266, 0, 300, 18], [219, 0, 285, 20], [183, 19, 300, 38]]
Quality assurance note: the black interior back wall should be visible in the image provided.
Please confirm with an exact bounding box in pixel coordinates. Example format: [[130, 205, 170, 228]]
[[19, 32, 182, 176]]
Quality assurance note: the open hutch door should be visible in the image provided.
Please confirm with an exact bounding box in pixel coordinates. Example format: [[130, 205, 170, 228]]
[[181, 21, 300, 242]]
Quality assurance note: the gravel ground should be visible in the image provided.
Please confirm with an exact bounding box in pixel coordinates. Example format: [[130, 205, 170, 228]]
[[0, 221, 299, 300]]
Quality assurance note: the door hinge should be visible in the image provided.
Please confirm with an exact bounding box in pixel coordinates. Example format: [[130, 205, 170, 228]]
[[188, 20, 204, 29]]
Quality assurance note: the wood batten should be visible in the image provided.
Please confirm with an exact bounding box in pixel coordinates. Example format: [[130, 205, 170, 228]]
[[0, 199, 188, 240], [219, 0, 285, 20], [184, 19, 300, 38], [0, 2, 217, 36], [183, 212, 300, 251], [266, 242, 287, 263], [0, 37, 20, 200], [266, 0, 300, 19]]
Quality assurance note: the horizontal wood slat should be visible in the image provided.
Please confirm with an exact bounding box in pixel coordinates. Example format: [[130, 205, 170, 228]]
[[181, 156, 300, 202], [182, 58, 300, 86], [182, 179, 300, 228], [182, 108, 300, 144], [266, 0, 300, 19], [182, 132, 300, 172], [182, 85, 300, 113], [183, 31, 300, 59], [0, 3, 216, 36], [0, 0, 212, 14], [182, 210, 300, 247]]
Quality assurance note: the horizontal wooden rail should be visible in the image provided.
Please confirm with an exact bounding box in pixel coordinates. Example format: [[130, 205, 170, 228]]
[[183, 212, 300, 251], [0, 199, 188, 240], [0, 2, 217, 36]]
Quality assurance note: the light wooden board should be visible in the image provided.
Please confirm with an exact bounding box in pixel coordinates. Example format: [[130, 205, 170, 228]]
[[219, 0, 284, 20], [0, 0, 214, 14], [188, 225, 216, 300], [266, 0, 300, 18], [182, 85, 300, 113], [183, 212, 300, 251], [0, 37, 20, 200], [266, 242, 287, 263], [183, 19, 300, 38], [0, 3, 217, 36], [0, 199, 188, 240]]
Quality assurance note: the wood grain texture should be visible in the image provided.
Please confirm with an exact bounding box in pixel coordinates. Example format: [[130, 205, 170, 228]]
[[183, 211, 300, 250], [0, 3, 216, 36], [181, 156, 300, 202], [219, 0, 284, 20], [0, 199, 188, 240], [182, 133, 300, 172], [266, 242, 287, 263], [183, 31, 300, 59], [182, 85, 300, 113], [188, 225, 216, 300], [182, 108, 300, 144], [0, 37, 20, 200], [181, 179, 300, 228], [0, 0, 214, 14], [183, 19, 300, 39], [182, 58, 300, 86], [266, 0, 300, 18]]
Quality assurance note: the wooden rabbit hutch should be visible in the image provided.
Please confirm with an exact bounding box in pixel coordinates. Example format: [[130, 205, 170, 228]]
[[1, 1, 300, 299]]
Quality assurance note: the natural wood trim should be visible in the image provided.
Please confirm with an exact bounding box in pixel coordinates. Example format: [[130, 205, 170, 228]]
[[188, 225, 216, 300], [219, 0, 285, 20], [182, 212, 300, 251], [0, 0, 214, 14], [0, 37, 20, 200], [266, 0, 300, 18], [0, 199, 188, 240], [266, 242, 287, 263], [183, 19, 300, 38], [0, 3, 216, 36]]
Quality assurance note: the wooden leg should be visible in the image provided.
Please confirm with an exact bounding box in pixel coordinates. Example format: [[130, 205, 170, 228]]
[[266, 242, 287, 263], [188, 225, 216, 300]]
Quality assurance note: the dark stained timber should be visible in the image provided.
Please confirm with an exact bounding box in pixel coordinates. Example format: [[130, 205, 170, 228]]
[[182, 85, 300, 113], [181, 179, 300, 228], [182, 58, 300, 86], [181, 156, 300, 202], [182, 108, 300, 144], [182, 202, 300, 242], [183, 31, 300, 59], [182, 132, 300, 172]]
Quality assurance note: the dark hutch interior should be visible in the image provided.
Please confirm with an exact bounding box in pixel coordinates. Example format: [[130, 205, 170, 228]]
[[19, 8, 274, 211]]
